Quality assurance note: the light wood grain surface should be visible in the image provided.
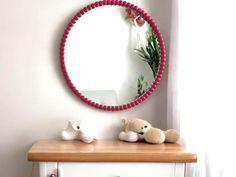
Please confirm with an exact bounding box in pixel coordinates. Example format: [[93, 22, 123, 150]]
[[28, 140, 197, 162]]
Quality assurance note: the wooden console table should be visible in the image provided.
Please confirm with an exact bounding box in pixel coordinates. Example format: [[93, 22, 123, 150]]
[[28, 140, 197, 177]]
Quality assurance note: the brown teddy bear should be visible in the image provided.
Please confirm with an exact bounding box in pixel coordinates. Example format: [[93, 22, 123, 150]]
[[119, 117, 179, 144]]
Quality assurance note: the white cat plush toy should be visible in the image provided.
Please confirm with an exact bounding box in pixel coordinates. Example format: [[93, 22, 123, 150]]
[[61, 120, 94, 143]]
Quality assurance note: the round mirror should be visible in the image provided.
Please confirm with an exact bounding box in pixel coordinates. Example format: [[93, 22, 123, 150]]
[[60, 0, 166, 111]]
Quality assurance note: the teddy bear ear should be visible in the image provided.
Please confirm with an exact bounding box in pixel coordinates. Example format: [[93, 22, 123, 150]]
[[121, 117, 129, 125]]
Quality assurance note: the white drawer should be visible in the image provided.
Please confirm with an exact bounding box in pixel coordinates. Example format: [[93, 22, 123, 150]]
[[58, 162, 185, 177]]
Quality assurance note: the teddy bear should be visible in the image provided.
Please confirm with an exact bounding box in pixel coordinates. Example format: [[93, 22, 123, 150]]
[[119, 117, 179, 144]]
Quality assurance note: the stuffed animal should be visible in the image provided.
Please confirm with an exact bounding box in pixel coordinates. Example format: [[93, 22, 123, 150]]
[[119, 117, 179, 144], [61, 120, 94, 143]]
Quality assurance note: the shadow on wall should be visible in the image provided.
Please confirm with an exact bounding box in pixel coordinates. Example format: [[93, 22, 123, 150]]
[[0, 142, 37, 177], [145, 0, 173, 129], [148, 0, 173, 53]]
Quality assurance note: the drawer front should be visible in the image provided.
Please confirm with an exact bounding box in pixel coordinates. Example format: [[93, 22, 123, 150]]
[[58, 162, 184, 177]]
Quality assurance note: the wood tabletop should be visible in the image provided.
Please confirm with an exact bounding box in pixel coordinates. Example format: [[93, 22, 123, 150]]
[[28, 140, 197, 163]]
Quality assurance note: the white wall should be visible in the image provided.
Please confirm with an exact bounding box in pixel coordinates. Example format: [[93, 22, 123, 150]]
[[0, 0, 174, 177]]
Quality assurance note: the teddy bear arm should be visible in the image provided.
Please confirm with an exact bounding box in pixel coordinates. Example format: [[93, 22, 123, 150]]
[[144, 128, 165, 144], [164, 129, 180, 143]]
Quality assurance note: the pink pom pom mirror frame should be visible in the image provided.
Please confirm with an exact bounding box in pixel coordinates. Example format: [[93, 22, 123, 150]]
[[60, 0, 166, 111]]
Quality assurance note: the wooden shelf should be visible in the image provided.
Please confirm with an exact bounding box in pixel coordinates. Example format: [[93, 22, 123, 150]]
[[28, 140, 197, 163]]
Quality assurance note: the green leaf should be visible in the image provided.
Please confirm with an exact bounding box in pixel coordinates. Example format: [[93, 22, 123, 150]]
[[135, 33, 161, 78], [140, 75, 144, 81]]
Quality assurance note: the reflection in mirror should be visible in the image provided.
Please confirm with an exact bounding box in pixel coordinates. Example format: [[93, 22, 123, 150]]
[[62, 2, 164, 109]]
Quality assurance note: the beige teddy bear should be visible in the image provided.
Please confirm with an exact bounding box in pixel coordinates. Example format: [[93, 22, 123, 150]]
[[119, 117, 179, 144]]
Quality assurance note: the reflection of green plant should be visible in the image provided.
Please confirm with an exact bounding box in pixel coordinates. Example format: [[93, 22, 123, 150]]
[[135, 33, 160, 78], [136, 75, 149, 99]]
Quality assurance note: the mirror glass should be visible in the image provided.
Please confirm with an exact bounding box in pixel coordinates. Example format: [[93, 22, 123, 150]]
[[62, 4, 164, 109]]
